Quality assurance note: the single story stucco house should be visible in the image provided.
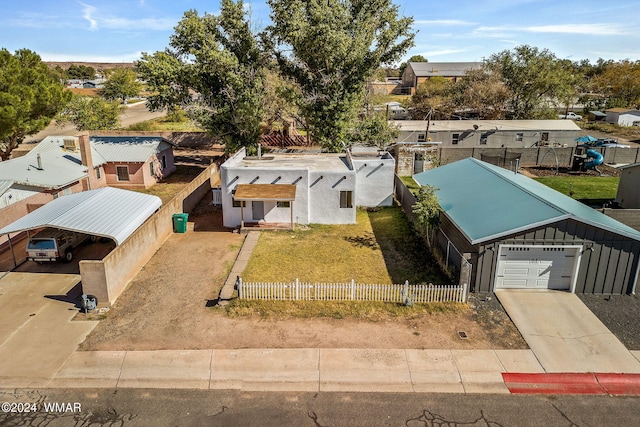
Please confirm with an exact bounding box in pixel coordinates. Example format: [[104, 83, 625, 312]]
[[220, 147, 395, 229]]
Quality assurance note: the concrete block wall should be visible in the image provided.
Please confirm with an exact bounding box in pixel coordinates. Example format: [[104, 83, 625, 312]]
[[80, 163, 219, 304]]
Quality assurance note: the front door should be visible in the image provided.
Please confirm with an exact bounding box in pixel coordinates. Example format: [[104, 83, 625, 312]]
[[252, 201, 264, 221]]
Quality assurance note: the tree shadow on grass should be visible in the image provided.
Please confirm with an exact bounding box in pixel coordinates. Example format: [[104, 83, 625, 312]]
[[366, 206, 452, 285]]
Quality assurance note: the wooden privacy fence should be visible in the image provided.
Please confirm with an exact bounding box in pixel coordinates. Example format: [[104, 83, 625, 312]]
[[237, 278, 468, 303]]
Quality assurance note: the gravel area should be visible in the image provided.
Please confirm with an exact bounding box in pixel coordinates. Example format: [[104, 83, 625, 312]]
[[578, 293, 640, 350]]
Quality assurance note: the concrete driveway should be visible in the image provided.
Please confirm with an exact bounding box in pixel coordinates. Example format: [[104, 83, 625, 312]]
[[0, 272, 98, 387], [496, 290, 640, 373]]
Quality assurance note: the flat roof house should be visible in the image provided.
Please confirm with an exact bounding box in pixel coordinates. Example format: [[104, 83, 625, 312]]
[[220, 147, 395, 229], [413, 158, 640, 295]]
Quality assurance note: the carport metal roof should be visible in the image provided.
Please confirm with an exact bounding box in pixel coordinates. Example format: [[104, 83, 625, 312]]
[[0, 187, 161, 245]]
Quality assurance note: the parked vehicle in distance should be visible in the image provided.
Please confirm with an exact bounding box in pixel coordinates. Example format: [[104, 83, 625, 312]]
[[559, 112, 583, 120], [26, 228, 92, 262]]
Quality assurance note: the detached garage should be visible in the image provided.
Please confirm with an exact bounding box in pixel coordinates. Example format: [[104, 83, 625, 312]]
[[413, 158, 640, 295]]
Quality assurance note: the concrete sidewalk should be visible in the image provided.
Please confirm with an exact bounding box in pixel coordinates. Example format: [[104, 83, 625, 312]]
[[48, 348, 549, 393], [218, 231, 260, 303]]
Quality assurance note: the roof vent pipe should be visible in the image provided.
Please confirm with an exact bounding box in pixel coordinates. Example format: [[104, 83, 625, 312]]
[[37, 153, 43, 170]]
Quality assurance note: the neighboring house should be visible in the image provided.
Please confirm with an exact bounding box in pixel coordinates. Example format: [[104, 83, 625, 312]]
[[220, 147, 395, 229], [0, 135, 106, 247], [33, 135, 177, 190], [394, 120, 580, 149], [606, 108, 640, 127], [401, 62, 482, 94], [616, 163, 640, 208], [413, 157, 640, 295], [588, 111, 607, 122], [90, 136, 176, 189]]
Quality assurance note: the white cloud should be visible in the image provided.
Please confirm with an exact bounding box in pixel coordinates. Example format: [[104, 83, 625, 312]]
[[79, 2, 99, 31], [414, 19, 477, 26], [524, 24, 627, 36], [101, 17, 176, 31], [40, 51, 143, 63], [419, 48, 470, 57], [474, 23, 629, 37]]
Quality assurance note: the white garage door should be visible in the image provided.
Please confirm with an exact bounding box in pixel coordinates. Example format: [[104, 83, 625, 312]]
[[495, 246, 579, 291]]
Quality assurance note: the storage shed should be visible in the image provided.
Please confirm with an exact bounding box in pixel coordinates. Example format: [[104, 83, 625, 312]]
[[413, 158, 640, 294]]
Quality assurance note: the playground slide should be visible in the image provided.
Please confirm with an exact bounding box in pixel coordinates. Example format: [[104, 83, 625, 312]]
[[584, 149, 604, 170]]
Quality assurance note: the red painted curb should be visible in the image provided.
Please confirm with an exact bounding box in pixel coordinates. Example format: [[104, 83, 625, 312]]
[[503, 373, 605, 395], [596, 373, 640, 395]]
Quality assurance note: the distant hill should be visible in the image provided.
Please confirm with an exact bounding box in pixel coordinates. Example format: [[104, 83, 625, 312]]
[[45, 61, 135, 71]]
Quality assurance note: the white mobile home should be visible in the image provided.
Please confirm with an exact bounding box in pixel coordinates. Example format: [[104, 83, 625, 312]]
[[220, 148, 395, 229]]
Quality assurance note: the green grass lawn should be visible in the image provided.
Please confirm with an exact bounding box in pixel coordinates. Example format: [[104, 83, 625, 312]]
[[534, 176, 619, 200], [230, 205, 457, 319], [241, 206, 448, 286], [124, 116, 204, 132], [134, 164, 206, 203], [400, 176, 420, 193]]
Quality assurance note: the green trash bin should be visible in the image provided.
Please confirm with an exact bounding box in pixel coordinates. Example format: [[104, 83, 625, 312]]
[[172, 213, 189, 233]]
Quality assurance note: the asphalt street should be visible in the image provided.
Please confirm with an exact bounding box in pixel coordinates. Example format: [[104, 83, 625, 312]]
[[1, 388, 638, 426]]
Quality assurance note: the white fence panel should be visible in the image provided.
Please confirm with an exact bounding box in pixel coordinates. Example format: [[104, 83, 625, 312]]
[[237, 279, 468, 303]]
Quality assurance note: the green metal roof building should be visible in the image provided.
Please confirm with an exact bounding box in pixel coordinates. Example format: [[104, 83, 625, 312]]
[[413, 158, 640, 294]]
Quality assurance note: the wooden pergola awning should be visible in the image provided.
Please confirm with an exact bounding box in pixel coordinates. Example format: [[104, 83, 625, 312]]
[[234, 184, 296, 201]]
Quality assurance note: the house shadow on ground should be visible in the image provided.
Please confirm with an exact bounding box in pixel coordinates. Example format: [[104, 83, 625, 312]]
[[366, 205, 452, 286]]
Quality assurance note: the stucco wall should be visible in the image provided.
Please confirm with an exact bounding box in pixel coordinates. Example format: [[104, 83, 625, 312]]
[[103, 162, 147, 189], [80, 163, 219, 304], [349, 152, 395, 206]]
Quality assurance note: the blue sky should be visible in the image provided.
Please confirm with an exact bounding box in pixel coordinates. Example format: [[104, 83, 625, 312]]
[[1, 0, 638, 64]]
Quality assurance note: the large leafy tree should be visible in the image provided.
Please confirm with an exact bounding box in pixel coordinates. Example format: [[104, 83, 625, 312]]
[[100, 69, 142, 103], [350, 112, 399, 149], [0, 48, 71, 160], [591, 60, 640, 109], [57, 95, 122, 131], [267, 0, 415, 152], [486, 45, 576, 119], [451, 68, 511, 119], [67, 64, 96, 80], [409, 76, 455, 120], [137, 1, 264, 153]]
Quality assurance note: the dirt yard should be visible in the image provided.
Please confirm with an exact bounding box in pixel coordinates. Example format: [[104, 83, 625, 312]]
[[79, 195, 527, 351], [522, 164, 620, 178]]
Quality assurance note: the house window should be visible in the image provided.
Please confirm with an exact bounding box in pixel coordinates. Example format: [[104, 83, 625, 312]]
[[149, 161, 154, 176], [452, 133, 460, 145], [340, 191, 353, 208], [162, 155, 167, 169], [277, 201, 290, 208], [116, 166, 130, 181], [95, 167, 101, 179], [480, 133, 488, 145], [515, 133, 524, 142], [417, 133, 426, 142], [52, 192, 59, 200], [232, 189, 246, 208]]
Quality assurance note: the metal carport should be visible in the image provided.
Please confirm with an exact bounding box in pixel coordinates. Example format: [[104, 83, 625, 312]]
[[0, 187, 161, 267]]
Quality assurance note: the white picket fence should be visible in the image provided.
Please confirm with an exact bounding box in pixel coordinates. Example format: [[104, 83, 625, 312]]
[[237, 278, 468, 303]]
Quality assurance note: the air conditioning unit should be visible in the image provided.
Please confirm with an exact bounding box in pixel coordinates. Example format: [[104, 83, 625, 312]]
[[63, 138, 79, 152]]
